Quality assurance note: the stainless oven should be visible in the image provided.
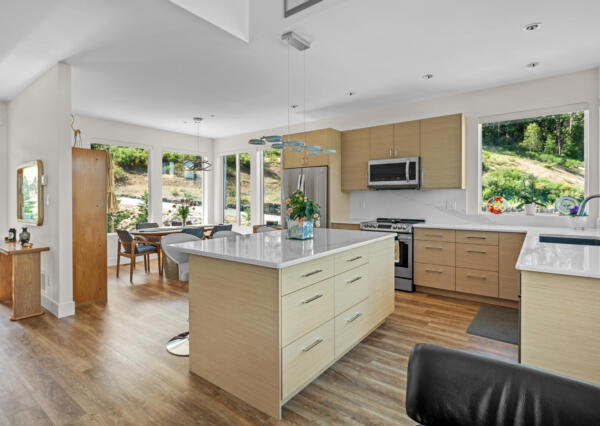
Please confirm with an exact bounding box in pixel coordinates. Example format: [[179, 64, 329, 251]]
[[367, 157, 420, 189]]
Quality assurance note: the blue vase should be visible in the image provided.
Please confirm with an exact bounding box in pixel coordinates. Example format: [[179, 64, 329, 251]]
[[287, 219, 314, 240]]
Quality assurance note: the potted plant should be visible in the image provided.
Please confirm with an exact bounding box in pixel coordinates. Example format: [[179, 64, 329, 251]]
[[518, 176, 543, 216], [285, 190, 321, 240], [169, 198, 199, 226]]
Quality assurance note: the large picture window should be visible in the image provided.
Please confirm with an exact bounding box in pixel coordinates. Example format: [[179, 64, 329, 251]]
[[162, 152, 204, 225], [263, 149, 281, 225], [91, 143, 149, 231], [223, 152, 252, 226], [481, 111, 585, 214]]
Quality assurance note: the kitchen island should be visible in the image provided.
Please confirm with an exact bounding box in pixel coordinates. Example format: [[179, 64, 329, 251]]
[[172, 229, 395, 418]]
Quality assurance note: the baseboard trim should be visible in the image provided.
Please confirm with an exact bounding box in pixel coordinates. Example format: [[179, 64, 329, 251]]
[[41, 295, 75, 318], [415, 286, 518, 309]]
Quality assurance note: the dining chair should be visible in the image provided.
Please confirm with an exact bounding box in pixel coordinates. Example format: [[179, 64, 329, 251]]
[[212, 230, 241, 239], [209, 224, 233, 236], [161, 232, 201, 357], [116, 230, 162, 283], [181, 226, 205, 239]]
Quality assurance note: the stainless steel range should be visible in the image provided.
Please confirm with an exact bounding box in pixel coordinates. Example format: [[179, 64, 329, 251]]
[[360, 218, 425, 292]]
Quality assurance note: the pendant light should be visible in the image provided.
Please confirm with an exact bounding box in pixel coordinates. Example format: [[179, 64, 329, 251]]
[[188, 117, 213, 171]]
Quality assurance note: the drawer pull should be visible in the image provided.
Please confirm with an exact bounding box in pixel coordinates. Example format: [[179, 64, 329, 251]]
[[425, 233, 444, 238], [301, 294, 323, 304], [347, 312, 363, 323], [467, 250, 487, 254], [425, 268, 443, 274], [467, 274, 487, 280], [425, 246, 443, 250], [467, 236, 487, 240], [346, 256, 363, 262], [301, 337, 323, 352], [301, 269, 323, 278], [346, 276, 362, 284]]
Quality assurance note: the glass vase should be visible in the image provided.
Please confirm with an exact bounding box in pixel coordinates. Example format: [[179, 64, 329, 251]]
[[287, 219, 314, 240]]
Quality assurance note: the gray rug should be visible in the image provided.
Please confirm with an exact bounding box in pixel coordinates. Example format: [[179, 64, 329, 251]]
[[467, 305, 519, 344]]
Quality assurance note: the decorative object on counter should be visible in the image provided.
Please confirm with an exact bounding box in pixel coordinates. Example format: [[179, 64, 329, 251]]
[[19, 227, 31, 245], [168, 198, 200, 226], [71, 114, 83, 148], [555, 196, 580, 216], [6, 228, 16, 242], [518, 175, 543, 216], [21, 242, 34, 249], [486, 196, 506, 214], [285, 190, 320, 240]]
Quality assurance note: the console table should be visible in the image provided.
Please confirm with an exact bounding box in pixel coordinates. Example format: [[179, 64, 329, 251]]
[[0, 242, 49, 321]]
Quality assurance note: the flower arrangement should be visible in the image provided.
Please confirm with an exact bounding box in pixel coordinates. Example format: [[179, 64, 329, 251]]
[[168, 198, 200, 225], [285, 190, 321, 227], [569, 205, 579, 216]]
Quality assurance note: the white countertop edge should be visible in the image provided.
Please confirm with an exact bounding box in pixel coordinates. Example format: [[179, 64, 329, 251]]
[[330, 218, 371, 225], [413, 223, 533, 233], [173, 232, 394, 269]]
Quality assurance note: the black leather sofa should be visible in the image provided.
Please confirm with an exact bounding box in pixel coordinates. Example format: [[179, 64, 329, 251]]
[[405, 343, 600, 426]]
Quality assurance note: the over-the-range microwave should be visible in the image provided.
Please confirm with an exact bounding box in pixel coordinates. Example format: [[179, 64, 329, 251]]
[[367, 157, 420, 189]]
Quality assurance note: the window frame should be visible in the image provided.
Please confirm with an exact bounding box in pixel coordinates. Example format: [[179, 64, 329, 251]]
[[261, 148, 282, 226], [476, 103, 591, 217], [160, 148, 208, 226]]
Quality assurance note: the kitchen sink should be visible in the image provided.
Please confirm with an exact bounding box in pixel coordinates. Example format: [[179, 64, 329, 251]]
[[539, 234, 600, 246]]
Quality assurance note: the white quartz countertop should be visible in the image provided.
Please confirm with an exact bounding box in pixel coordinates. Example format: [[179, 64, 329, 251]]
[[169, 228, 393, 269], [330, 218, 370, 225], [416, 222, 600, 278]]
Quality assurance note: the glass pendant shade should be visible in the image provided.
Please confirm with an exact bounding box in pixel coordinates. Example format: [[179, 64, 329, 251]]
[[305, 145, 321, 151], [264, 135, 283, 143], [271, 143, 286, 149], [249, 139, 266, 145], [291, 147, 304, 152], [307, 150, 321, 155], [321, 149, 336, 154], [288, 140, 305, 147]]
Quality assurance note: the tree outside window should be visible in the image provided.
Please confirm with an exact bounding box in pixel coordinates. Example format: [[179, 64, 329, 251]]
[[162, 152, 203, 225]]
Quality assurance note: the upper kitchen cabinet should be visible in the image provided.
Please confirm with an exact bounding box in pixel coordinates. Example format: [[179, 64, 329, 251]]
[[394, 120, 420, 157], [341, 127, 370, 191], [369, 124, 394, 160], [282, 128, 339, 169], [420, 113, 466, 190]]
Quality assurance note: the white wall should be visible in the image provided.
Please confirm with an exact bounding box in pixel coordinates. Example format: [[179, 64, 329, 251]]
[[75, 115, 215, 266], [215, 68, 600, 228], [0, 102, 7, 232], [7, 63, 74, 318]]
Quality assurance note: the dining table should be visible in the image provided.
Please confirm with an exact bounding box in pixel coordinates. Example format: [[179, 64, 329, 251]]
[[131, 225, 216, 275]]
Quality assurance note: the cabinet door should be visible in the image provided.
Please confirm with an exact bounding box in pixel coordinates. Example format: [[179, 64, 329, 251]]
[[341, 128, 370, 191], [420, 114, 465, 189], [369, 124, 394, 160], [394, 120, 420, 157], [305, 129, 332, 167], [282, 132, 306, 169], [499, 233, 526, 301]]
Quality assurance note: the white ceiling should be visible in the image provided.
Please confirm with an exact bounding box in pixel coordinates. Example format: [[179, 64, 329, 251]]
[[1, 0, 599, 138]]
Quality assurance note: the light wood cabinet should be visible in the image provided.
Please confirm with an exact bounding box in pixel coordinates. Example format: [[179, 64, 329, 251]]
[[331, 222, 360, 230], [499, 233, 526, 301], [455, 243, 498, 272], [394, 120, 420, 157], [420, 114, 466, 189], [334, 264, 369, 315], [335, 298, 370, 358], [282, 132, 305, 169], [456, 268, 499, 297], [456, 230, 498, 246], [341, 128, 370, 191], [369, 124, 394, 160], [414, 263, 456, 291], [414, 228, 455, 243], [282, 128, 335, 169], [414, 240, 455, 266]]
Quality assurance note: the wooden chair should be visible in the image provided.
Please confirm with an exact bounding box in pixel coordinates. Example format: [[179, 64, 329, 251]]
[[181, 226, 205, 239], [209, 224, 233, 237], [116, 230, 162, 283]]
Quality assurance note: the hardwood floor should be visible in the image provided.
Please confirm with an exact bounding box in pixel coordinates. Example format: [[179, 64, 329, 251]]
[[0, 261, 518, 425]]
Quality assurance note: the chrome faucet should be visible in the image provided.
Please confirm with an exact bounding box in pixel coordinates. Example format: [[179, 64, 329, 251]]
[[578, 194, 600, 216]]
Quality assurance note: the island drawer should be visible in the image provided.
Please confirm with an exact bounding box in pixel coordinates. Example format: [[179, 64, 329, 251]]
[[334, 245, 369, 274], [414, 228, 455, 243], [456, 230, 498, 246], [282, 319, 334, 400], [414, 263, 455, 291], [456, 243, 498, 271], [335, 299, 370, 358], [414, 241, 455, 266], [334, 264, 369, 315], [281, 256, 334, 296], [456, 268, 498, 297], [282, 278, 334, 347]]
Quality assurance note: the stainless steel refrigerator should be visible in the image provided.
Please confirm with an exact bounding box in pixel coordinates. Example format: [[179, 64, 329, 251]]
[[282, 166, 328, 227]]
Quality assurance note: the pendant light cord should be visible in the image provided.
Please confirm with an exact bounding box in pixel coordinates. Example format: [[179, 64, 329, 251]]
[[287, 39, 291, 139]]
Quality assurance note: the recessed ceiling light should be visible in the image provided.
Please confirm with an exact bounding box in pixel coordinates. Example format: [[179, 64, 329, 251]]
[[523, 22, 542, 32], [526, 62, 540, 68], [422, 74, 434, 80], [290, 104, 299, 109], [346, 91, 356, 97], [193, 117, 203, 123]]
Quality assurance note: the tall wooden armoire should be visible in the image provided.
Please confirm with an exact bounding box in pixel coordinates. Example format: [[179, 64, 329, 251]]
[[72, 148, 107, 304]]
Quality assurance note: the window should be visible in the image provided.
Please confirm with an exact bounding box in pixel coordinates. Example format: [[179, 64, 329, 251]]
[[481, 111, 585, 214], [162, 152, 204, 225], [263, 149, 282, 225], [223, 152, 252, 226], [91, 143, 149, 231]]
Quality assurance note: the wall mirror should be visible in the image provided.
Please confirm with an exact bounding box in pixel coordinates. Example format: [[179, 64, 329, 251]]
[[17, 160, 44, 226]]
